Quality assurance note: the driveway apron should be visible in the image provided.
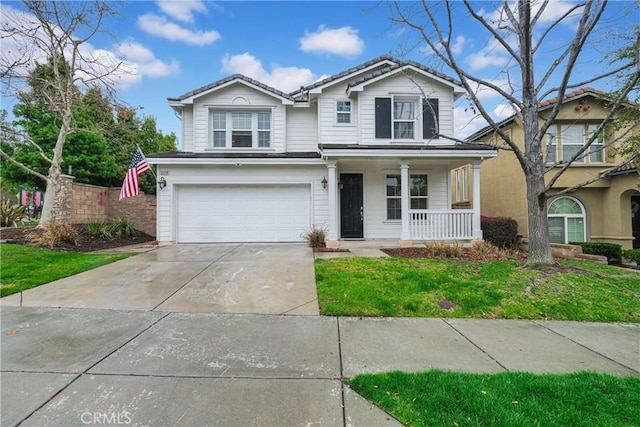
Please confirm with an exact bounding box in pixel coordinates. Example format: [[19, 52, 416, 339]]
[[1, 243, 319, 315]]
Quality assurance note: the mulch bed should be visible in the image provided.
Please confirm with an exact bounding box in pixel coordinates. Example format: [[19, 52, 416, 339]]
[[0, 225, 157, 252], [313, 247, 351, 253], [382, 247, 528, 262]]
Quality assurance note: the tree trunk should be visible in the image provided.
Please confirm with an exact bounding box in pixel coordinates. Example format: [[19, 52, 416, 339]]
[[525, 172, 554, 266], [38, 107, 72, 229]]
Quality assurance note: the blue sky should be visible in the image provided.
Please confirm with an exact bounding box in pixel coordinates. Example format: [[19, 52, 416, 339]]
[[1, 1, 637, 145]]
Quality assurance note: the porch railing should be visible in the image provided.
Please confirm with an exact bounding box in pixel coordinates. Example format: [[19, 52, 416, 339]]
[[409, 209, 474, 241]]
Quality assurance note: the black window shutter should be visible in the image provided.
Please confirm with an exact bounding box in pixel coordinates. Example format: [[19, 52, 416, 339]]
[[422, 98, 439, 139], [375, 97, 392, 139]]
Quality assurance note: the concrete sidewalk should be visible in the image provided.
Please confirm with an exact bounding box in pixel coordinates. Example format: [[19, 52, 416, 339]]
[[2, 307, 638, 427]]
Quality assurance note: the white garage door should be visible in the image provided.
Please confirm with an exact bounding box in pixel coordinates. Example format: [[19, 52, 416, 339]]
[[177, 185, 310, 243]]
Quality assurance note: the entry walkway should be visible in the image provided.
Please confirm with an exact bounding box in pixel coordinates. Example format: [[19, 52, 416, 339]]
[[1, 307, 638, 426]]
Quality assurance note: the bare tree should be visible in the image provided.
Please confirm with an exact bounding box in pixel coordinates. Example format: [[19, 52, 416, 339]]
[[0, 1, 124, 227], [393, 0, 639, 266]]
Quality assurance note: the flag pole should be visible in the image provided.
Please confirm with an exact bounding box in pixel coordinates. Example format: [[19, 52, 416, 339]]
[[136, 144, 157, 179]]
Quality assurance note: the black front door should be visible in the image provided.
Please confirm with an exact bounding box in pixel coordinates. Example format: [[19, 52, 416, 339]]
[[632, 195, 640, 249], [340, 173, 363, 238]]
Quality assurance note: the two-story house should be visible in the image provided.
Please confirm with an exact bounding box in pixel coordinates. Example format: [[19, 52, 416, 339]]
[[467, 87, 640, 249], [147, 56, 497, 247]]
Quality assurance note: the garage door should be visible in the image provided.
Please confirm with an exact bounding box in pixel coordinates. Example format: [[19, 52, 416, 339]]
[[177, 185, 310, 243]]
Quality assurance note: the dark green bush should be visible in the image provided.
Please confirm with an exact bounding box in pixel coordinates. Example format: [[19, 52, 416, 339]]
[[622, 249, 640, 266], [481, 216, 519, 248], [110, 218, 137, 237], [571, 242, 622, 262], [85, 222, 113, 240]]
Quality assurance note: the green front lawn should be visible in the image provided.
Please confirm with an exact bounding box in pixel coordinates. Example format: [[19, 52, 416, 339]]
[[0, 244, 131, 297], [347, 370, 640, 427], [315, 258, 640, 322]]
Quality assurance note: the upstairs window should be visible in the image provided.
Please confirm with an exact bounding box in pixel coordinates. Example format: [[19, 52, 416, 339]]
[[393, 98, 416, 139], [336, 100, 351, 124], [375, 97, 439, 140], [545, 123, 605, 164], [210, 110, 271, 148]]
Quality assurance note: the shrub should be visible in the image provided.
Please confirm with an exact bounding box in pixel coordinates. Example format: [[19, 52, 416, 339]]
[[110, 218, 137, 237], [0, 199, 25, 227], [32, 223, 79, 248], [85, 222, 113, 240], [424, 241, 463, 258], [471, 239, 507, 261], [302, 225, 327, 248], [622, 249, 640, 266], [481, 216, 519, 248], [571, 242, 622, 262]]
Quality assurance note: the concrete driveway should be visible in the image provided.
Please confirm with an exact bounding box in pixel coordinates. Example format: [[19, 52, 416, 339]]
[[1, 244, 319, 315]]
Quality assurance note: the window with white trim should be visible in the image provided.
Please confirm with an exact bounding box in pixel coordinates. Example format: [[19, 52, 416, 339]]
[[386, 174, 428, 220], [336, 100, 351, 124], [393, 97, 416, 139], [545, 123, 605, 164], [548, 196, 586, 244], [210, 110, 271, 148], [454, 167, 468, 202]]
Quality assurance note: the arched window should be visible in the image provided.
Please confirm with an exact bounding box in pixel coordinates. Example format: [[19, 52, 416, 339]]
[[547, 197, 586, 244]]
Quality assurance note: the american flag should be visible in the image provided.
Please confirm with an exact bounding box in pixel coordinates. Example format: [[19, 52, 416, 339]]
[[119, 148, 151, 200]]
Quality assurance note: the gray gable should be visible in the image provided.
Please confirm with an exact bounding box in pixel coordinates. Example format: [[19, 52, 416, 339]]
[[168, 74, 295, 102]]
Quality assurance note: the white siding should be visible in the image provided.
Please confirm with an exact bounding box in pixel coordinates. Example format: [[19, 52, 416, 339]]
[[286, 106, 318, 152], [155, 164, 328, 243], [190, 84, 286, 152], [358, 73, 454, 145], [337, 162, 450, 239], [317, 85, 358, 144], [181, 106, 194, 151]]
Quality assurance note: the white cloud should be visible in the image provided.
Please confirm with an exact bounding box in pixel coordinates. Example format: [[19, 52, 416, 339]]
[[299, 25, 364, 58], [465, 37, 511, 71], [138, 13, 220, 46], [478, 1, 580, 26], [493, 103, 517, 121], [157, 0, 208, 23], [453, 106, 487, 140], [117, 42, 180, 78], [221, 53, 316, 93], [450, 35, 467, 55], [470, 78, 515, 101]]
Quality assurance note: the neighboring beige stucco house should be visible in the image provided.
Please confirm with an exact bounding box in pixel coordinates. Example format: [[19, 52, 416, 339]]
[[466, 87, 639, 249]]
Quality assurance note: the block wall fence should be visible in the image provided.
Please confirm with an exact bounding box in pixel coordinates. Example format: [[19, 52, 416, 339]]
[[57, 175, 156, 237]]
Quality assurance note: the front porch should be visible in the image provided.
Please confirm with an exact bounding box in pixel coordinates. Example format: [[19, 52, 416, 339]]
[[318, 148, 491, 248]]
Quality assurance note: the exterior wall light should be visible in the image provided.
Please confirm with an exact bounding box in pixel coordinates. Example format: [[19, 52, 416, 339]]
[[158, 177, 167, 190], [321, 176, 327, 189]]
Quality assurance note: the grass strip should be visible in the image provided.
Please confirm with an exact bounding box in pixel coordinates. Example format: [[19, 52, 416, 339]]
[[347, 370, 640, 427], [315, 258, 640, 322]]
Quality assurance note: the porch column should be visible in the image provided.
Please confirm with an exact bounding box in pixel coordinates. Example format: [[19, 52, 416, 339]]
[[472, 161, 483, 239], [399, 161, 412, 247], [326, 160, 339, 248]]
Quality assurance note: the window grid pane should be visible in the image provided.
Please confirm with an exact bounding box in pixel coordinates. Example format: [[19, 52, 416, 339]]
[[394, 122, 414, 139], [232, 112, 252, 130], [258, 131, 270, 147], [567, 218, 585, 242], [213, 131, 226, 147], [212, 112, 226, 129], [257, 112, 271, 130], [386, 175, 401, 220]]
